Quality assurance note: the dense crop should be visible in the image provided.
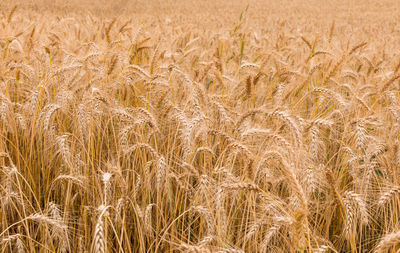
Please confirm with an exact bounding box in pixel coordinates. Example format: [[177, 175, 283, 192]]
[[1, 1, 400, 252]]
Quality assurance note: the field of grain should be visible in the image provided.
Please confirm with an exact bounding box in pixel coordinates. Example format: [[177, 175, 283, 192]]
[[1, 0, 400, 252]]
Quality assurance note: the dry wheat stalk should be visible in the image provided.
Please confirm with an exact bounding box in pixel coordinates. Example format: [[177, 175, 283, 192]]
[[375, 231, 400, 253]]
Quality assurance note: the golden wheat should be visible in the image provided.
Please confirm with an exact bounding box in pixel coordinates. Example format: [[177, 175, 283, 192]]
[[0, 0, 400, 252]]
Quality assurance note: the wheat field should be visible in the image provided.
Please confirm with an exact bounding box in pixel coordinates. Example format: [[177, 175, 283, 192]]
[[1, 0, 400, 252]]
